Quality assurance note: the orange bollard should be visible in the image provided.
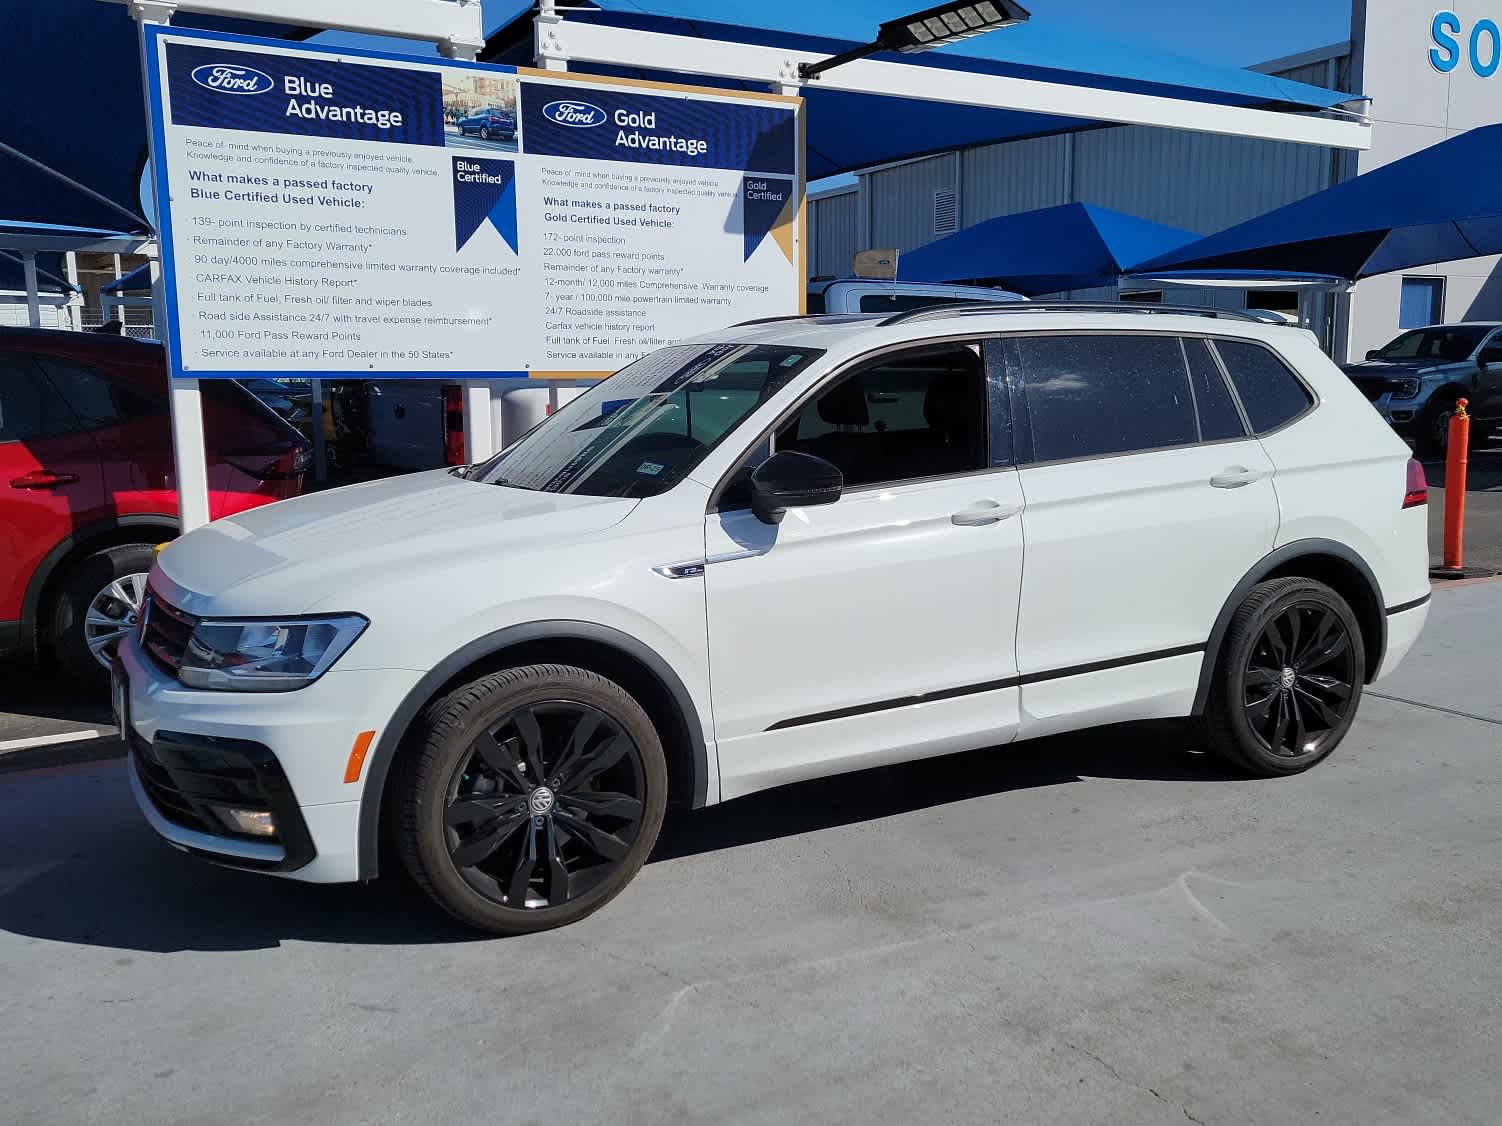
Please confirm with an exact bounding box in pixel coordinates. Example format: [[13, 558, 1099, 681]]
[[1442, 398, 1470, 572]]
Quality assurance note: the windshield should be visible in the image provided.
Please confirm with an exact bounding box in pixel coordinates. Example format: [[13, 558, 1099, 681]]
[[466, 342, 823, 497], [1373, 326, 1488, 362]]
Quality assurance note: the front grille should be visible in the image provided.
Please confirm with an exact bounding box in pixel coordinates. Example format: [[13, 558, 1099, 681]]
[[141, 591, 198, 673]]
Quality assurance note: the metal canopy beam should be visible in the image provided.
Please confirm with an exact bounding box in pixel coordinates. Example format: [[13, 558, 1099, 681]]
[[542, 20, 1372, 152]]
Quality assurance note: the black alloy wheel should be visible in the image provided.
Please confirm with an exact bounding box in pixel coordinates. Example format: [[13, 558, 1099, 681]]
[[1202, 576, 1365, 776], [1241, 601, 1357, 759], [398, 664, 667, 934], [443, 701, 646, 909]]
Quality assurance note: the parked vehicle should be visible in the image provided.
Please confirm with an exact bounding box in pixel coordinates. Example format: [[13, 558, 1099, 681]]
[[456, 107, 517, 141], [807, 277, 1027, 314], [1342, 322, 1502, 456], [0, 328, 309, 680], [116, 304, 1429, 935]]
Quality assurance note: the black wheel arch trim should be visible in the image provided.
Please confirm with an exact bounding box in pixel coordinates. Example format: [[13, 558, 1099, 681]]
[[19, 513, 180, 657], [355, 620, 710, 880], [1192, 538, 1387, 715]]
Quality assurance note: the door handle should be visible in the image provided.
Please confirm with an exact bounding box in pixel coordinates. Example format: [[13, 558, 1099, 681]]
[[951, 500, 1019, 526], [10, 470, 81, 490], [1209, 467, 1263, 490]]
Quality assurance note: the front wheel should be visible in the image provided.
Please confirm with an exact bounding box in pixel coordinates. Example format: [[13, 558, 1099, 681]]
[[48, 543, 155, 684], [1201, 577, 1365, 776], [1415, 393, 1460, 459], [397, 663, 667, 934]]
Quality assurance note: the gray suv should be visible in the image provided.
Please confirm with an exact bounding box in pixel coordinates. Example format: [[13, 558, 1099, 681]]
[[1342, 323, 1502, 455]]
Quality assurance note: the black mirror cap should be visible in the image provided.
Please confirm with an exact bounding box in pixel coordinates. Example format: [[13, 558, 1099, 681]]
[[749, 450, 844, 525], [1365, 349, 1380, 360]]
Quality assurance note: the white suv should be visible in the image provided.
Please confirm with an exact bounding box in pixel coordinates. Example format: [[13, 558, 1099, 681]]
[[114, 305, 1432, 934]]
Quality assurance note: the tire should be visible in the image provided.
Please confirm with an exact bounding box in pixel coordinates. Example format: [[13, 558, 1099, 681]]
[[47, 543, 154, 686], [1415, 392, 1460, 459], [397, 663, 668, 935], [480, 126, 491, 141], [1201, 577, 1365, 777]]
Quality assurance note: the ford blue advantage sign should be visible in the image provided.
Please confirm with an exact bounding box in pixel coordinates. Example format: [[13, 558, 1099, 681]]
[[521, 82, 796, 173], [166, 41, 444, 145]]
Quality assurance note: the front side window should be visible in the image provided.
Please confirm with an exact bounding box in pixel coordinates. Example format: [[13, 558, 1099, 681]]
[[773, 343, 989, 489], [1213, 340, 1313, 435], [34, 356, 159, 430], [1371, 325, 1484, 362], [1013, 334, 1197, 463], [466, 343, 822, 498]]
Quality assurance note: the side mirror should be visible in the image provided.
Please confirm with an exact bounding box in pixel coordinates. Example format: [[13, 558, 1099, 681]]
[[1480, 348, 1502, 367], [749, 450, 843, 525], [1365, 349, 1380, 360]]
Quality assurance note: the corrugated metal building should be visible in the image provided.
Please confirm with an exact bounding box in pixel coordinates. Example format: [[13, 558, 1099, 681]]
[[808, 44, 1352, 313]]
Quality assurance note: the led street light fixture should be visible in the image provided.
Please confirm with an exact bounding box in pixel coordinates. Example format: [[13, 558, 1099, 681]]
[[798, 1, 1031, 80]]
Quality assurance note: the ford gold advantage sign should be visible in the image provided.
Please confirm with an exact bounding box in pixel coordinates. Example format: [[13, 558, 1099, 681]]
[[143, 27, 803, 380]]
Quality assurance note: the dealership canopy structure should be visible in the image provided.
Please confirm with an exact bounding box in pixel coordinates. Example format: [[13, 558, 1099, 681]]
[[4, 0, 1379, 529]]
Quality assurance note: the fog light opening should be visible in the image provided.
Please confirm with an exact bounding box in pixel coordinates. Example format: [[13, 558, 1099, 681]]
[[212, 806, 278, 838]]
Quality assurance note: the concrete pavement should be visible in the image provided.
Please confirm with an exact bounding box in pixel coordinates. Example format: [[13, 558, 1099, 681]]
[[0, 581, 1498, 1125]]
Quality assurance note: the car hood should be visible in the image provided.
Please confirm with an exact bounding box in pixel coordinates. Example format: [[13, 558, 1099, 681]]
[[1342, 359, 1445, 376], [153, 469, 638, 615]]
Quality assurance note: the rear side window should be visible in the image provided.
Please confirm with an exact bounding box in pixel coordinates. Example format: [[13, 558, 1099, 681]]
[[34, 356, 161, 430], [1013, 334, 1197, 462], [1183, 338, 1247, 442], [0, 353, 80, 441], [1213, 340, 1312, 434]]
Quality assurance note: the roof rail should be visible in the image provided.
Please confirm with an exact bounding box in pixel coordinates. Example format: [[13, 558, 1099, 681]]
[[731, 313, 824, 327], [877, 301, 1260, 327]]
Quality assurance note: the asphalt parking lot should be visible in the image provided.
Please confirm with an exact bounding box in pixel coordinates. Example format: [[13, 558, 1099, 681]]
[[0, 580, 1498, 1125]]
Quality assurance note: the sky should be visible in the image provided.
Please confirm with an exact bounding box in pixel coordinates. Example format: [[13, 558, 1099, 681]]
[[320, 0, 1354, 69]]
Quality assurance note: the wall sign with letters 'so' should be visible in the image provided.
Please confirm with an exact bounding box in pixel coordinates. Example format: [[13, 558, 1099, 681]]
[[1430, 9, 1502, 77]]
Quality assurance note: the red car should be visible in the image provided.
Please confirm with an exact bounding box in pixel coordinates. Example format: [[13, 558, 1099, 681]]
[[0, 328, 309, 681]]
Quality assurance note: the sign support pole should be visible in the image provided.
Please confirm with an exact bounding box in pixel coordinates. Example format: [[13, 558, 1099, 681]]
[[537, 0, 566, 418], [21, 252, 42, 328], [133, 0, 212, 532]]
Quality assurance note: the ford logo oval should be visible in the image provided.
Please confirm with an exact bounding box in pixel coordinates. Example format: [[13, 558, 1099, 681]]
[[542, 99, 608, 128], [190, 63, 275, 96]]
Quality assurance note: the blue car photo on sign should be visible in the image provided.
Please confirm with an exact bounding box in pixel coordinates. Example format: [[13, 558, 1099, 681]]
[[453, 157, 518, 254], [165, 41, 444, 145], [521, 82, 795, 174]]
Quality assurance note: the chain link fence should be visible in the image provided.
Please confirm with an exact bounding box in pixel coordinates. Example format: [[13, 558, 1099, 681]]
[[79, 306, 157, 340]]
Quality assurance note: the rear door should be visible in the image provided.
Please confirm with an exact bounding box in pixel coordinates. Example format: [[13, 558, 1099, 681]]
[[1007, 332, 1279, 736], [0, 351, 105, 623]]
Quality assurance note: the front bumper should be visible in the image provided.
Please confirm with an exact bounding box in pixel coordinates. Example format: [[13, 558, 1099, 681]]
[[115, 633, 424, 884]]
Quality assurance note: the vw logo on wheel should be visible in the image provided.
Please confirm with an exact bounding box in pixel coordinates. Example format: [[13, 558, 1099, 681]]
[[529, 787, 556, 815], [542, 99, 607, 127]]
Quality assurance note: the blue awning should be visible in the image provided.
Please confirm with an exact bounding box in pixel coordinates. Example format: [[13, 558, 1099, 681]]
[[898, 202, 1195, 295], [103, 262, 152, 295], [483, 2, 1360, 179], [4, 2, 1358, 234], [0, 251, 74, 295], [1136, 125, 1502, 280], [1, 1, 308, 234]]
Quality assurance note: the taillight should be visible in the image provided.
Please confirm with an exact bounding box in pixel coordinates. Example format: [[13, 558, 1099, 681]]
[[1402, 457, 1428, 509], [443, 384, 466, 466]]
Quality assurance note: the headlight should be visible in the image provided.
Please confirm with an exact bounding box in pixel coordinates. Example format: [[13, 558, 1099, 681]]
[[178, 614, 368, 691], [1391, 377, 1421, 400]]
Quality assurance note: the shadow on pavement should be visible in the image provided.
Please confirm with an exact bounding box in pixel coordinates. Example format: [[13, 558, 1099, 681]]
[[0, 660, 112, 727], [0, 722, 1234, 954]]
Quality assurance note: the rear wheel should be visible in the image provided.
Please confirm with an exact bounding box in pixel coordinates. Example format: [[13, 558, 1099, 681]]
[[397, 663, 667, 934], [1202, 577, 1365, 776], [480, 125, 492, 141], [48, 543, 154, 685]]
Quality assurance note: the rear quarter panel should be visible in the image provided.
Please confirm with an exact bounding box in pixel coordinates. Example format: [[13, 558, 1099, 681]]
[[1257, 336, 1430, 611]]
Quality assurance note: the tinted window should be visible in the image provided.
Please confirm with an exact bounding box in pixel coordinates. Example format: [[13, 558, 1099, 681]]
[[1184, 338, 1247, 442], [775, 343, 988, 488], [34, 357, 160, 430], [0, 354, 79, 441], [1213, 340, 1312, 434], [468, 343, 821, 498], [1371, 325, 1484, 362], [1014, 335, 1196, 462]]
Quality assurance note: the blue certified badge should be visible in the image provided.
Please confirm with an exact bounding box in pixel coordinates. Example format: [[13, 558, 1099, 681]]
[[190, 62, 275, 95], [542, 99, 607, 128]]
